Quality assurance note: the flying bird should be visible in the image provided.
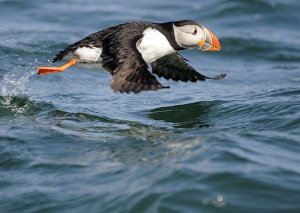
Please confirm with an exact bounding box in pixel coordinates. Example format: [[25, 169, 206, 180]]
[[38, 20, 226, 93]]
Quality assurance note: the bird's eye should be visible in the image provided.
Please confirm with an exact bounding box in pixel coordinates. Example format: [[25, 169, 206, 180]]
[[192, 29, 197, 35]]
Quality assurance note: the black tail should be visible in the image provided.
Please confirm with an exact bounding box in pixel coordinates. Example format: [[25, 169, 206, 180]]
[[52, 53, 62, 63]]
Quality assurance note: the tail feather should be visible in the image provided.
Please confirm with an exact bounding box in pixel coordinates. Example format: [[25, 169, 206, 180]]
[[52, 47, 77, 62], [52, 51, 65, 62]]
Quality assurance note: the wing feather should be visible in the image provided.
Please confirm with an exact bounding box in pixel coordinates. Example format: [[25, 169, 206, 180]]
[[101, 25, 168, 93], [151, 53, 226, 82]]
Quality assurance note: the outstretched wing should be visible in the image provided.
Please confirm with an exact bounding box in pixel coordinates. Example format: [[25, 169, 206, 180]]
[[151, 53, 226, 82], [101, 26, 168, 93]]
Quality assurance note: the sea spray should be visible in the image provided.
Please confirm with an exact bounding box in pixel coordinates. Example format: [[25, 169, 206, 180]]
[[1, 64, 37, 113]]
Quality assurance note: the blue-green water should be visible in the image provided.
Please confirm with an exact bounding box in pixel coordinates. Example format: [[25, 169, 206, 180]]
[[1, 0, 300, 212]]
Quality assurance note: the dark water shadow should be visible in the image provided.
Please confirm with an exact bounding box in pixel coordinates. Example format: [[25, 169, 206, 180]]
[[147, 101, 220, 129], [0, 95, 54, 117]]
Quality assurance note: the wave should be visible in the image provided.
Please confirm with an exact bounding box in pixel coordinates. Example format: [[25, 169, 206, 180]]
[[220, 37, 300, 62], [147, 101, 221, 129], [0, 95, 54, 117], [207, 0, 298, 21]]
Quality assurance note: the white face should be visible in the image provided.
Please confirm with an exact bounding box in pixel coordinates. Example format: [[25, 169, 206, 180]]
[[173, 24, 206, 49]]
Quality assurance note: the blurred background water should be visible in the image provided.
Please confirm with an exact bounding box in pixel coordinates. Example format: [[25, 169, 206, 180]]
[[0, 0, 300, 212]]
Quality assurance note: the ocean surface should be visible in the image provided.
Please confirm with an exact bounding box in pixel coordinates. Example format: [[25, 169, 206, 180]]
[[1, 0, 300, 212]]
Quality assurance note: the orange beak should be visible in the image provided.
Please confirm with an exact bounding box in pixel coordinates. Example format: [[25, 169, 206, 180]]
[[198, 27, 221, 51]]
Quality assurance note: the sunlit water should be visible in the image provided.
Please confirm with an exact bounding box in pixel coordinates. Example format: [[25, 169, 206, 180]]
[[1, 0, 300, 212]]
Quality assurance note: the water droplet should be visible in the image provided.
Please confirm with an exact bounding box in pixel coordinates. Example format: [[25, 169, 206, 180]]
[[210, 195, 225, 208], [217, 195, 223, 202]]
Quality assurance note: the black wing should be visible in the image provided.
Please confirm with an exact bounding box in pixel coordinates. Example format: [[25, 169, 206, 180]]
[[151, 53, 226, 82], [101, 25, 168, 93], [52, 24, 125, 62]]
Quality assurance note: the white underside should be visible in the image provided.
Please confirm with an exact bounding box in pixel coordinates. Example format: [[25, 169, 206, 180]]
[[136, 28, 176, 63], [74, 46, 102, 62], [64, 46, 103, 70]]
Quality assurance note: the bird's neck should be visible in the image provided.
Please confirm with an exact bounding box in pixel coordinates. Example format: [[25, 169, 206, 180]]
[[158, 22, 184, 51]]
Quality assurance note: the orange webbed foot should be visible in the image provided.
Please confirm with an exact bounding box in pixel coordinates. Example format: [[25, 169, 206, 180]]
[[37, 59, 77, 75]]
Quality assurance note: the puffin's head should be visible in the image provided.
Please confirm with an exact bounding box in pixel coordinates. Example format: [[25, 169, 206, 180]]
[[173, 20, 221, 51]]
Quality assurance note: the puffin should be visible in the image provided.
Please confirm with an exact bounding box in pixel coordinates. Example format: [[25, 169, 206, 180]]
[[38, 20, 226, 93]]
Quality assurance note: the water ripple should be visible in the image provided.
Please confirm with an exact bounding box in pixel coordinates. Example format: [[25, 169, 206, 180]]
[[1, 0, 300, 212]]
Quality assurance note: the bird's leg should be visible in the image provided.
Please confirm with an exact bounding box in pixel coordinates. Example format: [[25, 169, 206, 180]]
[[37, 59, 77, 75]]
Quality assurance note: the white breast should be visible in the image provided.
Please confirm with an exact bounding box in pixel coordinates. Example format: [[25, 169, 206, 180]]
[[136, 28, 176, 63]]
